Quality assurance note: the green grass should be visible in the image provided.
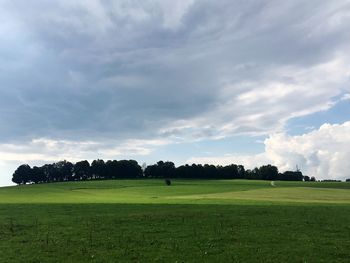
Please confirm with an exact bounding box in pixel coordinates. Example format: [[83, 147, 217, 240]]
[[0, 179, 349, 204], [0, 179, 349, 262]]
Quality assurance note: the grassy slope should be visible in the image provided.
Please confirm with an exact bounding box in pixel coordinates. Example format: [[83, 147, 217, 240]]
[[0, 179, 349, 204], [0, 179, 349, 262]]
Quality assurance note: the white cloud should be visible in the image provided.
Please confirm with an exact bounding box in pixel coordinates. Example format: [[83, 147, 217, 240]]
[[0, 137, 172, 163], [163, 57, 350, 140], [189, 122, 350, 181], [265, 122, 350, 180], [341, 93, 350, 101]]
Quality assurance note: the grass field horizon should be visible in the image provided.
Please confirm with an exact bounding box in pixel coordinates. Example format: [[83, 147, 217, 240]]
[[0, 179, 349, 205], [0, 179, 349, 262]]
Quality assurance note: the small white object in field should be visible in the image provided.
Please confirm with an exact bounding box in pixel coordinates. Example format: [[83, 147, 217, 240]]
[[271, 181, 276, 187]]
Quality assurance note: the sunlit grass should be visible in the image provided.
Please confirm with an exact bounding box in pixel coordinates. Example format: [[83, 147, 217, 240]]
[[0, 179, 349, 262], [0, 179, 348, 204]]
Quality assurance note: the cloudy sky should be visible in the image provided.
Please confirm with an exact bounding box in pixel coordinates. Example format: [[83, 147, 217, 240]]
[[1, 0, 350, 185]]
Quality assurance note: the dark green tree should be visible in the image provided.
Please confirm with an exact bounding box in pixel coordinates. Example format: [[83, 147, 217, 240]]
[[12, 164, 32, 185], [54, 161, 74, 181], [259, 165, 279, 180], [303, 175, 310, 181], [73, 160, 90, 180], [31, 166, 45, 184], [91, 159, 106, 179]]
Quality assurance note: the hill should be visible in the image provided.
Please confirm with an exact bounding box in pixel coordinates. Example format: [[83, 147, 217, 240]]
[[1, 179, 349, 204], [0, 179, 349, 262]]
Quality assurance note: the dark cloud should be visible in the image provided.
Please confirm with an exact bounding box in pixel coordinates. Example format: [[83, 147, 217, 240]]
[[0, 0, 349, 145]]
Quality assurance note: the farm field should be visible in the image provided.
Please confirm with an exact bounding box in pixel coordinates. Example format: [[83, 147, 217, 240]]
[[0, 179, 349, 262]]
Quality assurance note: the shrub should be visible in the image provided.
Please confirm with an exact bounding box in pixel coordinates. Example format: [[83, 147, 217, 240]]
[[165, 179, 171, 186]]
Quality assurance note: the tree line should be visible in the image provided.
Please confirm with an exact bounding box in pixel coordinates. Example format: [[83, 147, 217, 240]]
[[12, 159, 314, 185]]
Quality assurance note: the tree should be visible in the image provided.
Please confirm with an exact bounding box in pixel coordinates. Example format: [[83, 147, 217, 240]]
[[91, 159, 106, 179], [119, 160, 143, 178], [160, 161, 175, 179], [246, 167, 260, 180], [54, 160, 74, 181], [237, 165, 245, 179], [12, 164, 32, 185], [280, 171, 303, 181], [105, 160, 118, 179], [165, 179, 171, 186], [259, 165, 278, 180], [203, 164, 217, 179], [144, 161, 175, 178], [12, 160, 314, 183], [303, 175, 310, 182], [31, 166, 45, 184], [73, 160, 90, 180], [218, 164, 239, 179], [41, 164, 54, 182]]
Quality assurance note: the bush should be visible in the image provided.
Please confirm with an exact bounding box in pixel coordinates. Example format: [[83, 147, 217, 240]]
[[165, 179, 171, 186]]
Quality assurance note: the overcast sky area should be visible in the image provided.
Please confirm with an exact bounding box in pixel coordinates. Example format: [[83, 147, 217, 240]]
[[1, 0, 350, 185]]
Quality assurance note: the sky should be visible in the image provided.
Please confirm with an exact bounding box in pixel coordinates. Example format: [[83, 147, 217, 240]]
[[1, 0, 350, 185]]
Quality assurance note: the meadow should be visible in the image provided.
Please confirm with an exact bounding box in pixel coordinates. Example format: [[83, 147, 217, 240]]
[[0, 179, 349, 262]]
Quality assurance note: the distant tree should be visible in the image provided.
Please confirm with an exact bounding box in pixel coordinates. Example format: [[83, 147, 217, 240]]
[[346, 178, 350, 182], [41, 164, 56, 183], [91, 159, 106, 179], [244, 169, 253, 180], [73, 160, 90, 180], [105, 160, 119, 179], [203, 164, 217, 179], [144, 164, 157, 178], [46, 163, 59, 182], [175, 164, 190, 179], [280, 171, 303, 181], [12, 164, 32, 185], [122, 160, 143, 178], [165, 179, 171, 186], [39, 164, 50, 183], [54, 160, 74, 181], [31, 166, 45, 184], [12, 159, 317, 184], [160, 161, 175, 179], [218, 164, 239, 179], [259, 165, 279, 180], [144, 161, 175, 178], [191, 164, 203, 179], [237, 165, 245, 179], [249, 167, 261, 180]]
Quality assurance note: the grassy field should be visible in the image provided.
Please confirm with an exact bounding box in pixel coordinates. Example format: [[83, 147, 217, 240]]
[[0, 179, 349, 262]]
